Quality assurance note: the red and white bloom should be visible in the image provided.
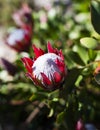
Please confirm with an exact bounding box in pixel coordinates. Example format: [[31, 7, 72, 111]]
[[22, 42, 67, 91], [6, 28, 32, 52], [5, 3, 33, 52]]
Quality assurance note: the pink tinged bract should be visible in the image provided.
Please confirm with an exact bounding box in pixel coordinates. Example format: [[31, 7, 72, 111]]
[[76, 119, 86, 130]]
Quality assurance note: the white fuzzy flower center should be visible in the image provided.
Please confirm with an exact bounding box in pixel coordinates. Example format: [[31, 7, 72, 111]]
[[7, 29, 26, 45], [32, 53, 62, 81]]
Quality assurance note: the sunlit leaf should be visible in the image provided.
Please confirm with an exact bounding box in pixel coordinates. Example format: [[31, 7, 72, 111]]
[[80, 37, 98, 49], [48, 108, 54, 117]]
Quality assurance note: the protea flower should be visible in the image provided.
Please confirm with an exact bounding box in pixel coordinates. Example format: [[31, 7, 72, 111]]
[[6, 27, 32, 52], [12, 3, 33, 28], [21, 42, 67, 91]]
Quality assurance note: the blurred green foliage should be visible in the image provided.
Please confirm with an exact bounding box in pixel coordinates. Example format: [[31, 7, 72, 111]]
[[0, 0, 100, 130], [0, 0, 34, 26]]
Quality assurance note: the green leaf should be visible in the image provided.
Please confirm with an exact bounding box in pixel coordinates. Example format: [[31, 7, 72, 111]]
[[48, 108, 54, 117], [62, 68, 82, 95], [95, 50, 100, 60], [67, 50, 85, 66], [88, 49, 97, 61], [75, 75, 83, 87], [56, 111, 65, 124], [73, 44, 89, 64], [91, 0, 100, 34], [80, 37, 98, 49]]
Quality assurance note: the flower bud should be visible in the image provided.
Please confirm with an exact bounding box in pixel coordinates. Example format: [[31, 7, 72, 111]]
[[0, 58, 17, 76], [6, 28, 32, 52], [76, 119, 86, 130], [22, 42, 67, 91]]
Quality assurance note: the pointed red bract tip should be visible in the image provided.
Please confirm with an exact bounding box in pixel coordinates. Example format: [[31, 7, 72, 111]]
[[47, 41, 55, 53], [59, 49, 64, 60], [32, 44, 44, 59], [21, 57, 33, 73], [41, 72, 52, 86]]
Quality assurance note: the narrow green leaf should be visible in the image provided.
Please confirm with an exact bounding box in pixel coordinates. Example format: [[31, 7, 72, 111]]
[[48, 108, 54, 117]]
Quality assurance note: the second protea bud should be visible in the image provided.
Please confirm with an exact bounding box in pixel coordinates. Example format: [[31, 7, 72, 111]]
[[6, 28, 32, 52], [22, 42, 67, 91]]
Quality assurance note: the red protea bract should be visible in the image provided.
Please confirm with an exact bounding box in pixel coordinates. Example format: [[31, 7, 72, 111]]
[[22, 42, 67, 91]]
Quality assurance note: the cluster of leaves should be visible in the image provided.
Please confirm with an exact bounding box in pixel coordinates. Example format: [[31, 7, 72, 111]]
[[0, 0, 100, 130]]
